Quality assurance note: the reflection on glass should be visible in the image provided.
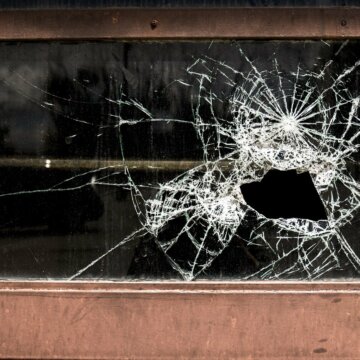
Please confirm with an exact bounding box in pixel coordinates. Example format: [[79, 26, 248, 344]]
[[0, 41, 359, 280]]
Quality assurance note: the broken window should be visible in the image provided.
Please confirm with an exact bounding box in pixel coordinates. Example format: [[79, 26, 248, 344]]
[[0, 40, 359, 280]]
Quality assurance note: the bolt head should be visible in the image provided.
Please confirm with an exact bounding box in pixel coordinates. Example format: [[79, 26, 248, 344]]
[[150, 19, 159, 29]]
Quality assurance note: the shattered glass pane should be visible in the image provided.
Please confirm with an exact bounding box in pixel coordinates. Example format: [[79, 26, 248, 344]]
[[0, 40, 360, 280]]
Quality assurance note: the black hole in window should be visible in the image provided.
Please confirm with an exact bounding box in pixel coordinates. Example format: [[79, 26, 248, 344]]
[[240, 169, 327, 221]]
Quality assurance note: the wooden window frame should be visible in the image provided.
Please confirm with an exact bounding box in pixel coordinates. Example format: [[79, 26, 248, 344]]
[[0, 8, 360, 359]]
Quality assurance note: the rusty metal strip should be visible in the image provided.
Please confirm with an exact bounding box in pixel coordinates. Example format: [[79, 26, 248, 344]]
[[0, 281, 359, 359], [1, 280, 360, 292], [0, 8, 358, 40]]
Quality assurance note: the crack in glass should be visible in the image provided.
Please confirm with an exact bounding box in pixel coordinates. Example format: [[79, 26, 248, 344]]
[[1, 42, 360, 281]]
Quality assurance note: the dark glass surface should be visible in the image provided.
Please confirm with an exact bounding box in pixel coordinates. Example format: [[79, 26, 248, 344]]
[[0, 41, 359, 280]]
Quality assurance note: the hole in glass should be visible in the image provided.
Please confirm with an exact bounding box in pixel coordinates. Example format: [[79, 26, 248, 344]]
[[240, 169, 327, 221]]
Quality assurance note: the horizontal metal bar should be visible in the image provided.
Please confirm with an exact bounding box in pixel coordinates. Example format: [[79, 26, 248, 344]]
[[0, 8, 358, 40], [0, 157, 358, 171], [0, 280, 359, 359], [1, 280, 360, 292], [1, 157, 196, 170], [0, 157, 214, 171]]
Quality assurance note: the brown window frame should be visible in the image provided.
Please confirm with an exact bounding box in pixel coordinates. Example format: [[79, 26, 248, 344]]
[[0, 8, 360, 359]]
